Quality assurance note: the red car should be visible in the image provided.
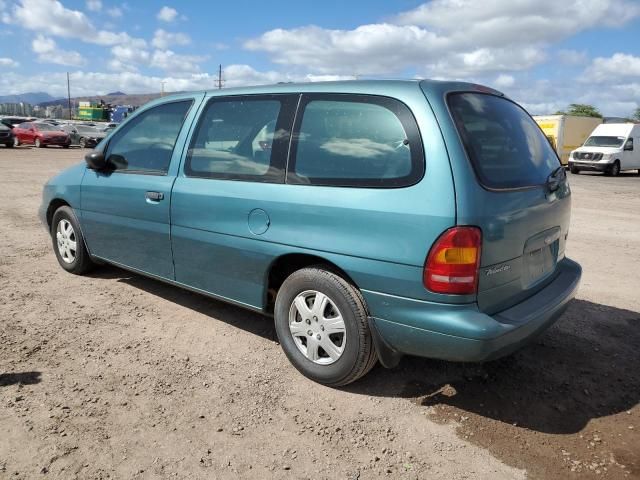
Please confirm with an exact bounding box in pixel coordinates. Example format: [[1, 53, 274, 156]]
[[13, 122, 71, 148]]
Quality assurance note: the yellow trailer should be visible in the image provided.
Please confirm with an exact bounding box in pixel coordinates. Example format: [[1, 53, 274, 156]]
[[534, 115, 603, 165]]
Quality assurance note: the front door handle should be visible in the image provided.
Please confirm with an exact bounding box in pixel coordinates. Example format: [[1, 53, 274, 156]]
[[145, 191, 164, 202]]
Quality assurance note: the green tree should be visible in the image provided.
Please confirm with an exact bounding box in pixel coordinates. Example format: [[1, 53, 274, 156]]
[[566, 103, 603, 118], [632, 107, 640, 122]]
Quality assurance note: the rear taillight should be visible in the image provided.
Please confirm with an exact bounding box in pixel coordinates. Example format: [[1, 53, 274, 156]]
[[423, 226, 482, 295]]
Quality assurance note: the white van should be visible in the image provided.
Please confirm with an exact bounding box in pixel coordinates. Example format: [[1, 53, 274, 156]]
[[569, 123, 640, 176]]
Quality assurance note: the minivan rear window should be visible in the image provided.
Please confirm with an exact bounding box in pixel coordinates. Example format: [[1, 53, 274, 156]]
[[448, 93, 560, 189]]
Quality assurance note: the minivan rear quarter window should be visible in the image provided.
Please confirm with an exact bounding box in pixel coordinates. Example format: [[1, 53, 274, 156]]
[[448, 93, 560, 189], [288, 94, 424, 188]]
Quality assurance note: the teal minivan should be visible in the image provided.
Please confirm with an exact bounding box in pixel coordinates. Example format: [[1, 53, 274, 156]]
[[40, 80, 581, 386]]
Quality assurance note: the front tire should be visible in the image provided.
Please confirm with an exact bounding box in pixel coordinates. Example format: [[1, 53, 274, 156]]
[[607, 160, 621, 177], [570, 165, 580, 174], [274, 267, 377, 386], [5, 142, 13, 148], [51, 206, 95, 275]]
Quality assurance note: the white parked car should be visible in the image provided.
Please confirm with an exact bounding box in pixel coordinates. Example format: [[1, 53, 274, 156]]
[[569, 123, 640, 176]]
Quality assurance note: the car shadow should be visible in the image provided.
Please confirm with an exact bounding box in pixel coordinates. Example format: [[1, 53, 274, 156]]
[[0, 371, 42, 387], [347, 299, 640, 435], [88, 266, 639, 435], [88, 266, 278, 342]]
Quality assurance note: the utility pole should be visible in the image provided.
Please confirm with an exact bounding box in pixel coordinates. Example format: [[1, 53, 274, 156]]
[[215, 64, 224, 89], [66, 72, 72, 120], [160, 81, 166, 97]]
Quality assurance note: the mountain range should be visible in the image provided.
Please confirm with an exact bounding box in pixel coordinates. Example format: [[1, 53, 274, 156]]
[[0, 92, 61, 104]]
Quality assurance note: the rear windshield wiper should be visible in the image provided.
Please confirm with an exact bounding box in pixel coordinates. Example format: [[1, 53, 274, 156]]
[[546, 166, 566, 192]]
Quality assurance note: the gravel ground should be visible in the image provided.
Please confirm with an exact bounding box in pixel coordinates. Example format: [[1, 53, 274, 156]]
[[0, 146, 638, 479]]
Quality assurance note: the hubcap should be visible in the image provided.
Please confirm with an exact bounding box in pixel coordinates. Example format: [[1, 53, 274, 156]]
[[288, 290, 346, 365], [55, 219, 77, 264]]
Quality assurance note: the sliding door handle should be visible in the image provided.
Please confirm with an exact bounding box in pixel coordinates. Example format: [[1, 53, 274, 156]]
[[145, 191, 164, 201]]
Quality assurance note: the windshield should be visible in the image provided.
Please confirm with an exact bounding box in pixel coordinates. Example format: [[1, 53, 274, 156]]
[[77, 126, 99, 134], [448, 93, 560, 189], [583, 136, 625, 148], [35, 123, 61, 132]]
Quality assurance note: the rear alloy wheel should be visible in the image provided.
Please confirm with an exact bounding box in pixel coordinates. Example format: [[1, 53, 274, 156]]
[[35, 137, 43, 148], [51, 206, 95, 275], [274, 267, 377, 386], [13, 136, 19, 147]]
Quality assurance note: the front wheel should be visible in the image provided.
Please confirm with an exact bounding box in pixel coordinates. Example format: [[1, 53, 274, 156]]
[[5, 142, 13, 148], [607, 160, 621, 177], [51, 206, 96, 275], [274, 267, 377, 386], [570, 165, 580, 174]]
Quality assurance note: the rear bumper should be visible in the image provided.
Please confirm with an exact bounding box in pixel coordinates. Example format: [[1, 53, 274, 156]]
[[364, 257, 581, 363], [568, 160, 609, 172]]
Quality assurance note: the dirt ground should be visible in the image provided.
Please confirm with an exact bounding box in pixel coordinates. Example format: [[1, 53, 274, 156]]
[[0, 146, 638, 480]]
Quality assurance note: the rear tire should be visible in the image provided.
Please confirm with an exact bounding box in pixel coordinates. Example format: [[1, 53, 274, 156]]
[[13, 137, 19, 147], [274, 267, 377, 386], [79, 137, 86, 148], [51, 206, 96, 275], [35, 138, 43, 148]]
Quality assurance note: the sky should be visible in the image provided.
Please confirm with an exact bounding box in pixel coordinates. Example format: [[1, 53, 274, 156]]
[[0, 0, 639, 116]]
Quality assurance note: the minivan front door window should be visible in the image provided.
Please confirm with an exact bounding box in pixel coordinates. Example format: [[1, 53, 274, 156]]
[[105, 100, 193, 174]]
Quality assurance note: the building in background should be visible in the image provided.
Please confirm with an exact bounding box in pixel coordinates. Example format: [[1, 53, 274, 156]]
[[0, 102, 34, 116]]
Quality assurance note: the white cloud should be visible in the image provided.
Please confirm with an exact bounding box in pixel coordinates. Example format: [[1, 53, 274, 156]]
[[9, 0, 145, 47], [152, 29, 190, 49], [85, 0, 101, 11], [31, 34, 86, 66], [149, 50, 205, 73], [584, 53, 640, 83], [0, 56, 19, 68], [494, 74, 515, 89], [157, 6, 177, 22], [106, 6, 121, 18], [557, 49, 589, 66], [246, 0, 640, 78], [108, 44, 150, 72]]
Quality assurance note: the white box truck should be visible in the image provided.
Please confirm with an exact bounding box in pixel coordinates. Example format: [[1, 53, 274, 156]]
[[534, 115, 603, 166], [568, 123, 640, 176]]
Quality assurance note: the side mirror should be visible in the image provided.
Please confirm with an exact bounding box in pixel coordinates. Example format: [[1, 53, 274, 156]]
[[624, 142, 633, 151], [85, 151, 107, 170]]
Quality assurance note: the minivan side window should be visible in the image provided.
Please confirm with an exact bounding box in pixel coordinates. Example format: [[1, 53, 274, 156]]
[[287, 94, 424, 188], [105, 100, 193, 174], [185, 95, 297, 182]]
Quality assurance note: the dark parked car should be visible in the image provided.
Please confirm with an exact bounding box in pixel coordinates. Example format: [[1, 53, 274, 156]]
[[61, 124, 106, 148], [13, 122, 71, 148], [1, 116, 36, 128], [0, 123, 15, 147]]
